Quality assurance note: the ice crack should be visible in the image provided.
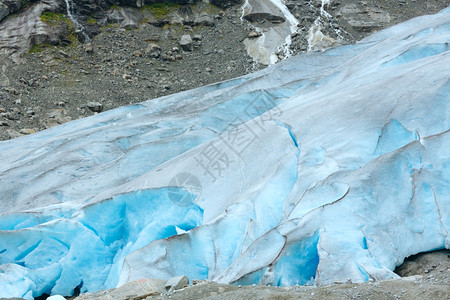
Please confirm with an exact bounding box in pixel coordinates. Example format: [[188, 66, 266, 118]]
[[273, 120, 299, 151], [430, 186, 449, 247]]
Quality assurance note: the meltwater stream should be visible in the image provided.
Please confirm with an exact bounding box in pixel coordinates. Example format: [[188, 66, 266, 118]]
[[64, 0, 89, 42], [241, 0, 299, 65]]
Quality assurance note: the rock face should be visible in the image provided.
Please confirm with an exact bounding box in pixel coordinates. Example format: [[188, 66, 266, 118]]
[[339, 3, 391, 32], [118, 7, 143, 29], [0, 0, 64, 63], [61, 0, 111, 16], [242, 0, 298, 65], [0, 0, 218, 65], [395, 250, 450, 278], [0, 2, 10, 23], [242, 0, 285, 23], [0, 0, 24, 22], [210, 0, 242, 8], [118, 0, 197, 8], [286, 0, 450, 53]]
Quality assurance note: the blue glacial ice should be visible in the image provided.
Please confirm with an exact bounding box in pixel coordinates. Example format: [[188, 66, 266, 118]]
[[1, 7, 450, 299]]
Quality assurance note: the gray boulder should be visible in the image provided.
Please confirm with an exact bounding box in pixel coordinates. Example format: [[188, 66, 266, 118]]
[[87, 102, 103, 113], [179, 34, 193, 51], [46, 23, 69, 45], [340, 4, 391, 32], [242, 0, 286, 23], [194, 12, 215, 26], [177, 5, 194, 21], [145, 43, 161, 58], [107, 9, 125, 24], [119, 7, 144, 29], [192, 34, 202, 41], [165, 275, 189, 291]]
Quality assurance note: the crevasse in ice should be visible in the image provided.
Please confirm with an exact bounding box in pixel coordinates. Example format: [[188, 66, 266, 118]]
[[0, 7, 449, 299]]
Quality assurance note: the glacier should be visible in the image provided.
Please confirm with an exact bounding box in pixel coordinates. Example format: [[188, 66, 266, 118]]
[[1, 7, 450, 299]]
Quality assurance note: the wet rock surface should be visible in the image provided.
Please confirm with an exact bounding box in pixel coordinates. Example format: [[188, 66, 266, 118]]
[[243, 0, 286, 23], [286, 0, 450, 53]]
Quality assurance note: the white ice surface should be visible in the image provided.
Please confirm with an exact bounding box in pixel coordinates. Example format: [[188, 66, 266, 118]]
[[0, 7, 449, 298]]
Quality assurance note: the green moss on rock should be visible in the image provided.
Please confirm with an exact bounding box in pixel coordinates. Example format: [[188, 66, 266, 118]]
[[141, 2, 181, 19]]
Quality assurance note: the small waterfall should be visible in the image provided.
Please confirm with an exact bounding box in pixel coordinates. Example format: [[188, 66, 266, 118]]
[[319, 0, 331, 18], [307, 0, 338, 51], [241, 0, 300, 65], [268, 0, 299, 59], [240, 0, 250, 21], [64, 0, 90, 42]]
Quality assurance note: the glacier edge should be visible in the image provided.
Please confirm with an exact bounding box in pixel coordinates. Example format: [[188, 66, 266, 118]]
[[0, 7, 450, 299]]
